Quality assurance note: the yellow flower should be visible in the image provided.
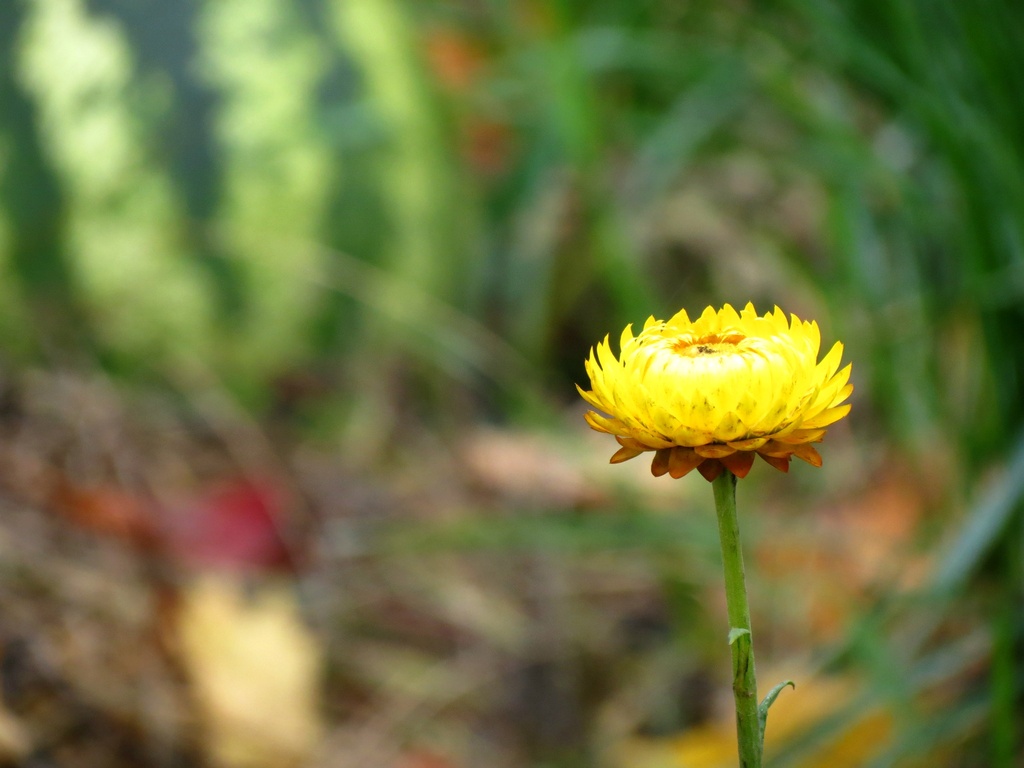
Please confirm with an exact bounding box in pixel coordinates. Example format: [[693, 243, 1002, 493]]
[[578, 303, 852, 481]]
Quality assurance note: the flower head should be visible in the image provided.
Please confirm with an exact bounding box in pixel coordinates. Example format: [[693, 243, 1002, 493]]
[[578, 303, 852, 481]]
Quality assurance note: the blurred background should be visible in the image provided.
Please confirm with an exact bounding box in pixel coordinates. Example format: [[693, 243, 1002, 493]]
[[0, 0, 1021, 765]]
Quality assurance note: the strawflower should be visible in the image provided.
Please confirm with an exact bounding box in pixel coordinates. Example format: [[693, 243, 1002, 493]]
[[578, 302, 852, 481], [578, 302, 852, 768]]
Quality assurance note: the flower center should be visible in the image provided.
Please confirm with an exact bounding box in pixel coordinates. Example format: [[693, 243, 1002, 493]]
[[671, 333, 746, 357]]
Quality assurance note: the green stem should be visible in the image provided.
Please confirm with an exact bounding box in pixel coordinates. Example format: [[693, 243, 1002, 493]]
[[712, 470, 762, 768]]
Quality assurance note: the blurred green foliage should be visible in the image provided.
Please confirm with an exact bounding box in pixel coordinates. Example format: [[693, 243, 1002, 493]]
[[1, 0, 1021, 453], [1, 0, 1023, 763]]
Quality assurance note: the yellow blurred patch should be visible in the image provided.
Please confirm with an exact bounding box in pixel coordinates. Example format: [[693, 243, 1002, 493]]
[[614, 671, 892, 768], [177, 575, 323, 768]]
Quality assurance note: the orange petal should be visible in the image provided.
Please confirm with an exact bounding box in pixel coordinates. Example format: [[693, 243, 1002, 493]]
[[610, 445, 644, 463], [651, 449, 672, 477], [758, 440, 796, 458], [757, 452, 791, 473], [719, 450, 755, 478], [694, 444, 736, 459], [615, 435, 650, 451], [697, 459, 725, 482], [792, 443, 823, 467], [668, 447, 704, 479]]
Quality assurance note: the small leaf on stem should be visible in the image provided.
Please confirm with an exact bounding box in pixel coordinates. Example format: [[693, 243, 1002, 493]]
[[727, 627, 751, 645], [758, 679, 796, 732]]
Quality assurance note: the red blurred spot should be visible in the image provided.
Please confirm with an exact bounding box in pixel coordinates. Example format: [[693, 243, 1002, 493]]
[[167, 479, 294, 573]]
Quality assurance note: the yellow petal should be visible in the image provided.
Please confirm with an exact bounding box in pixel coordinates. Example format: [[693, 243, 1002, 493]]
[[583, 409, 625, 434], [728, 436, 769, 450], [666, 307, 691, 327], [800, 403, 852, 429], [775, 428, 827, 445], [714, 411, 748, 443]]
